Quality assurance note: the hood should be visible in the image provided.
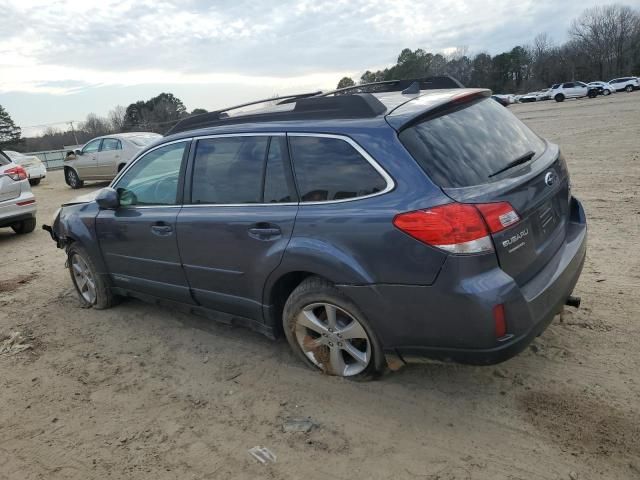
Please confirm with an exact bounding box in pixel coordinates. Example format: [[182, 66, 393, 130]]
[[62, 189, 101, 206]]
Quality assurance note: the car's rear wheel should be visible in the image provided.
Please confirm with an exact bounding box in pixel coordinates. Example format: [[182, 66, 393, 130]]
[[625, 85, 633, 92], [67, 244, 117, 309], [29, 178, 41, 186], [283, 276, 384, 380], [555, 94, 564, 102], [11, 218, 36, 234], [603, 89, 611, 96], [65, 168, 84, 189]]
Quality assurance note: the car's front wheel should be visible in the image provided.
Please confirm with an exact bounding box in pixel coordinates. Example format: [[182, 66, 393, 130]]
[[65, 168, 84, 189], [555, 94, 565, 102], [67, 244, 117, 309], [11, 218, 36, 234], [283, 276, 384, 380], [603, 89, 611, 95], [625, 85, 633, 92]]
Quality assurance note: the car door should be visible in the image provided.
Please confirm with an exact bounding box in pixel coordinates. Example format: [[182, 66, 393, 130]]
[[562, 82, 575, 97], [95, 140, 195, 304], [75, 138, 101, 178], [96, 138, 122, 177], [176, 134, 299, 320], [575, 82, 588, 97]]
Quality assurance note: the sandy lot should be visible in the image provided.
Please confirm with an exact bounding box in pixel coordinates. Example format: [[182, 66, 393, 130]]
[[1, 92, 639, 480]]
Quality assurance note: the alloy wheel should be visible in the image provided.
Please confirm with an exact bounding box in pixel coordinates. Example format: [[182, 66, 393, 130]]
[[294, 302, 371, 377], [71, 254, 97, 304]]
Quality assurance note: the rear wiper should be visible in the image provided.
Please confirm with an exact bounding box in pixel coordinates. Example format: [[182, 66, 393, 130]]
[[489, 150, 536, 178]]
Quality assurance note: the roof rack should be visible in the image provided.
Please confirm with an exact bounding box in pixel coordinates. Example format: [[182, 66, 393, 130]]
[[322, 76, 464, 96], [165, 92, 388, 135]]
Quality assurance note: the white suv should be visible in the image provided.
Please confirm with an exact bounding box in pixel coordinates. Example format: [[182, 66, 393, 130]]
[[0, 150, 37, 234], [607, 77, 639, 92], [549, 82, 592, 102]]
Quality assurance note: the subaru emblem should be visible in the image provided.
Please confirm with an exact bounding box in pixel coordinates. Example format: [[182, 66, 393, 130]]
[[544, 171, 556, 186]]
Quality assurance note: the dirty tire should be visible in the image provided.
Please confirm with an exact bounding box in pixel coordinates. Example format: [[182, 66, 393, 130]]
[[555, 94, 565, 102], [11, 218, 36, 234], [283, 276, 384, 381], [67, 244, 118, 310], [29, 178, 41, 186], [65, 168, 84, 189]]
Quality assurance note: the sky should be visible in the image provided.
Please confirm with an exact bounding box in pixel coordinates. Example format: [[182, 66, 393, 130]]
[[1, 0, 636, 137]]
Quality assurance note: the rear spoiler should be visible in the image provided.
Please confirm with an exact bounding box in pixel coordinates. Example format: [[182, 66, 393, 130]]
[[385, 89, 492, 132]]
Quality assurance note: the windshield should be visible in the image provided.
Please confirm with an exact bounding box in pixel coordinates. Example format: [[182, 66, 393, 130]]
[[129, 135, 161, 147], [399, 97, 546, 188]]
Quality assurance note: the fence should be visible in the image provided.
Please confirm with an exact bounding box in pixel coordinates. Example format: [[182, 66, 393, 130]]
[[25, 145, 81, 171]]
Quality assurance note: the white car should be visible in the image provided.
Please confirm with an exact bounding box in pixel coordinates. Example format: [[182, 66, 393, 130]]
[[607, 77, 639, 92], [549, 81, 592, 102], [64, 132, 162, 189], [0, 150, 36, 234], [588, 81, 616, 95], [519, 91, 549, 102], [3, 150, 47, 186]]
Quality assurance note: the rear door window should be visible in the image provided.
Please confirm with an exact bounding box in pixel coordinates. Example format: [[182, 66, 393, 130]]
[[399, 97, 546, 188], [101, 138, 121, 151], [191, 136, 269, 204], [289, 135, 387, 202]]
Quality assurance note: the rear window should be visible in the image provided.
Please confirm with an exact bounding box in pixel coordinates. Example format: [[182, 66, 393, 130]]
[[0, 151, 10, 166], [399, 97, 546, 188], [289, 136, 387, 202]]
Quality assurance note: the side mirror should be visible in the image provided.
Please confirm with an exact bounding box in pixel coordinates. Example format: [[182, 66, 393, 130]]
[[74, 149, 83, 156], [95, 187, 119, 209]]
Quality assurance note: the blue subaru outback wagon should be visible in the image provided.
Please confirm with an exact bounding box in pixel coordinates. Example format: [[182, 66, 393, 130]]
[[45, 77, 587, 380]]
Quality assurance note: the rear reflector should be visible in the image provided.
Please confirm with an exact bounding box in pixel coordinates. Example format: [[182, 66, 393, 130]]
[[16, 199, 36, 206], [393, 202, 520, 254], [493, 304, 507, 338]]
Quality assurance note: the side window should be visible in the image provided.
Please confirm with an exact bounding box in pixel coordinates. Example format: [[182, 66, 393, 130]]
[[191, 136, 268, 204], [264, 137, 293, 203], [115, 142, 187, 206], [289, 136, 387, 202], [101, 138, 121, 151], [83, 139, 102, 153], [563, 82, 574, 88]]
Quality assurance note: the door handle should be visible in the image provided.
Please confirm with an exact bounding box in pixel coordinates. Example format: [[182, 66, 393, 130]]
[[151, 223, 173, 236], [248, 223, 281, 240]]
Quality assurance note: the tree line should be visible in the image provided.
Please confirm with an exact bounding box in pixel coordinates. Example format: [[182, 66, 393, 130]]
[[1, 3, 638, 153], [336, 4, 640, 93]]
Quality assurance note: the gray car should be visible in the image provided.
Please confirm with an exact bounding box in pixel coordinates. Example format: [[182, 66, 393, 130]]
[[0, 150, 37, 234], [45, 78, 587, 380], [64, 132, 162, 189]]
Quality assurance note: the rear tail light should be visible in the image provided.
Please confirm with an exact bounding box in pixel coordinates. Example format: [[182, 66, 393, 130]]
[[393, 202, 519, 254], [4, 166, 28, 181]]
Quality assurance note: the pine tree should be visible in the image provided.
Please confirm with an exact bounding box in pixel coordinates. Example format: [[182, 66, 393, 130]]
[[0, 105, 21, 147]]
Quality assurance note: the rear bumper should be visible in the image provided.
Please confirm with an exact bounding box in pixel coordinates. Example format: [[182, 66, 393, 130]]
[[340, 196, 587, 366], [26, 164, 47, 179], [0, 188, 37, 228]]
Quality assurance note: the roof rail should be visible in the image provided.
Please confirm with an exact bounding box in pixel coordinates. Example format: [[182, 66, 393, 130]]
[[322, 76, 464, 96], [165, 92, 387, 136], [165, 91, 321, 136]]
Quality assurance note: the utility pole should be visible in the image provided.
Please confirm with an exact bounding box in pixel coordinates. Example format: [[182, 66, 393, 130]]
[[68, 121, 79, 145]]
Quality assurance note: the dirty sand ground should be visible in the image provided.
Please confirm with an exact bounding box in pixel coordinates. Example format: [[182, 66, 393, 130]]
[[1, 92, 639, 480]]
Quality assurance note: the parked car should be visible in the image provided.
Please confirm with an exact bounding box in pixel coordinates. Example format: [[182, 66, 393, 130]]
[[0, 150, 37, 234], [3, 150, 47, 186], [519, 91, 549, 102], [64, 132, 162, 189], [549, 81, 597, 102], [491, 95, 509, 107], [45, 81, 587, 379], [607, 77, 639, 92], [588, 81, 615, 95]]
